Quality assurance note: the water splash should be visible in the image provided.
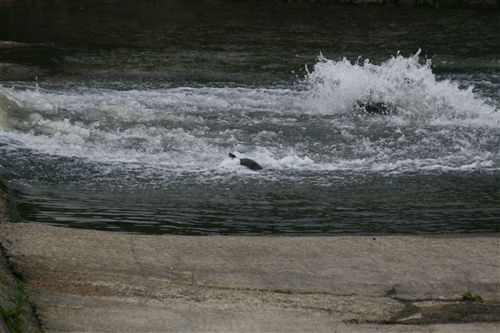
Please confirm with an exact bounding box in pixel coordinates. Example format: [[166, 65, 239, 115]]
[[304, 50, 499, 125]]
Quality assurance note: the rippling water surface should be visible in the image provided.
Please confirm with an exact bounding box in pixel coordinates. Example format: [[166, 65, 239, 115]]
[[0, 1, 499, 234]]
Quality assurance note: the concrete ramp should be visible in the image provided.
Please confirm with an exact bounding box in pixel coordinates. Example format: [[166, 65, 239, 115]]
[[1, 219, 499, 332]]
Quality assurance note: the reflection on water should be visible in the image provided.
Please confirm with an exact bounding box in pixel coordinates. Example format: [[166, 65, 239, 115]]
[[0, 1, 499, 235], [1, 0, 499, 84], [11, 172, 500, 235]]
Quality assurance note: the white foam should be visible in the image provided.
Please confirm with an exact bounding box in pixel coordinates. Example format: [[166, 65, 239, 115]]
[[304, 50, 499, 126], [1, 52, 499, 177]]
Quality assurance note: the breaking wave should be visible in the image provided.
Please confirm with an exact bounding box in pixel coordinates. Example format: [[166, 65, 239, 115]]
[[1, 51, 499, 182], [304, 50, 499, 125]]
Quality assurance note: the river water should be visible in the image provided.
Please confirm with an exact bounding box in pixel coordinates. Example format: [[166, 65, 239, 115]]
[[0, 1, 499, 234]]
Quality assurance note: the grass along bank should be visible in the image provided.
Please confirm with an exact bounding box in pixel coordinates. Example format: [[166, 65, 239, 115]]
[[0, 184, 40, 333]]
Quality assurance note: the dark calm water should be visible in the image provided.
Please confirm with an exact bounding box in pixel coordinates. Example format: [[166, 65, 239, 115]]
[[1, 1, 499, 235]]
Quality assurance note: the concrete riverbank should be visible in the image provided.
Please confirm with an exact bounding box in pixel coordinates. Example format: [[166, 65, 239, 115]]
[[0, 225, 499, 331], [0, 189, 499, 332]]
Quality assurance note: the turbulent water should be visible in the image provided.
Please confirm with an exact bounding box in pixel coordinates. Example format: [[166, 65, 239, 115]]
[[0, 2, 499, 234]]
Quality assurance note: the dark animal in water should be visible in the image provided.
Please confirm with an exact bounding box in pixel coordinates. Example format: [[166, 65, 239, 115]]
[[229, 153, 263, 171], [357, 101, 393, 115]]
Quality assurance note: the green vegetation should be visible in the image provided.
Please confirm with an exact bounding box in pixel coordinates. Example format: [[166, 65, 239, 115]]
[[461, 289, 483, 302], [0, 282, 29, 333]]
